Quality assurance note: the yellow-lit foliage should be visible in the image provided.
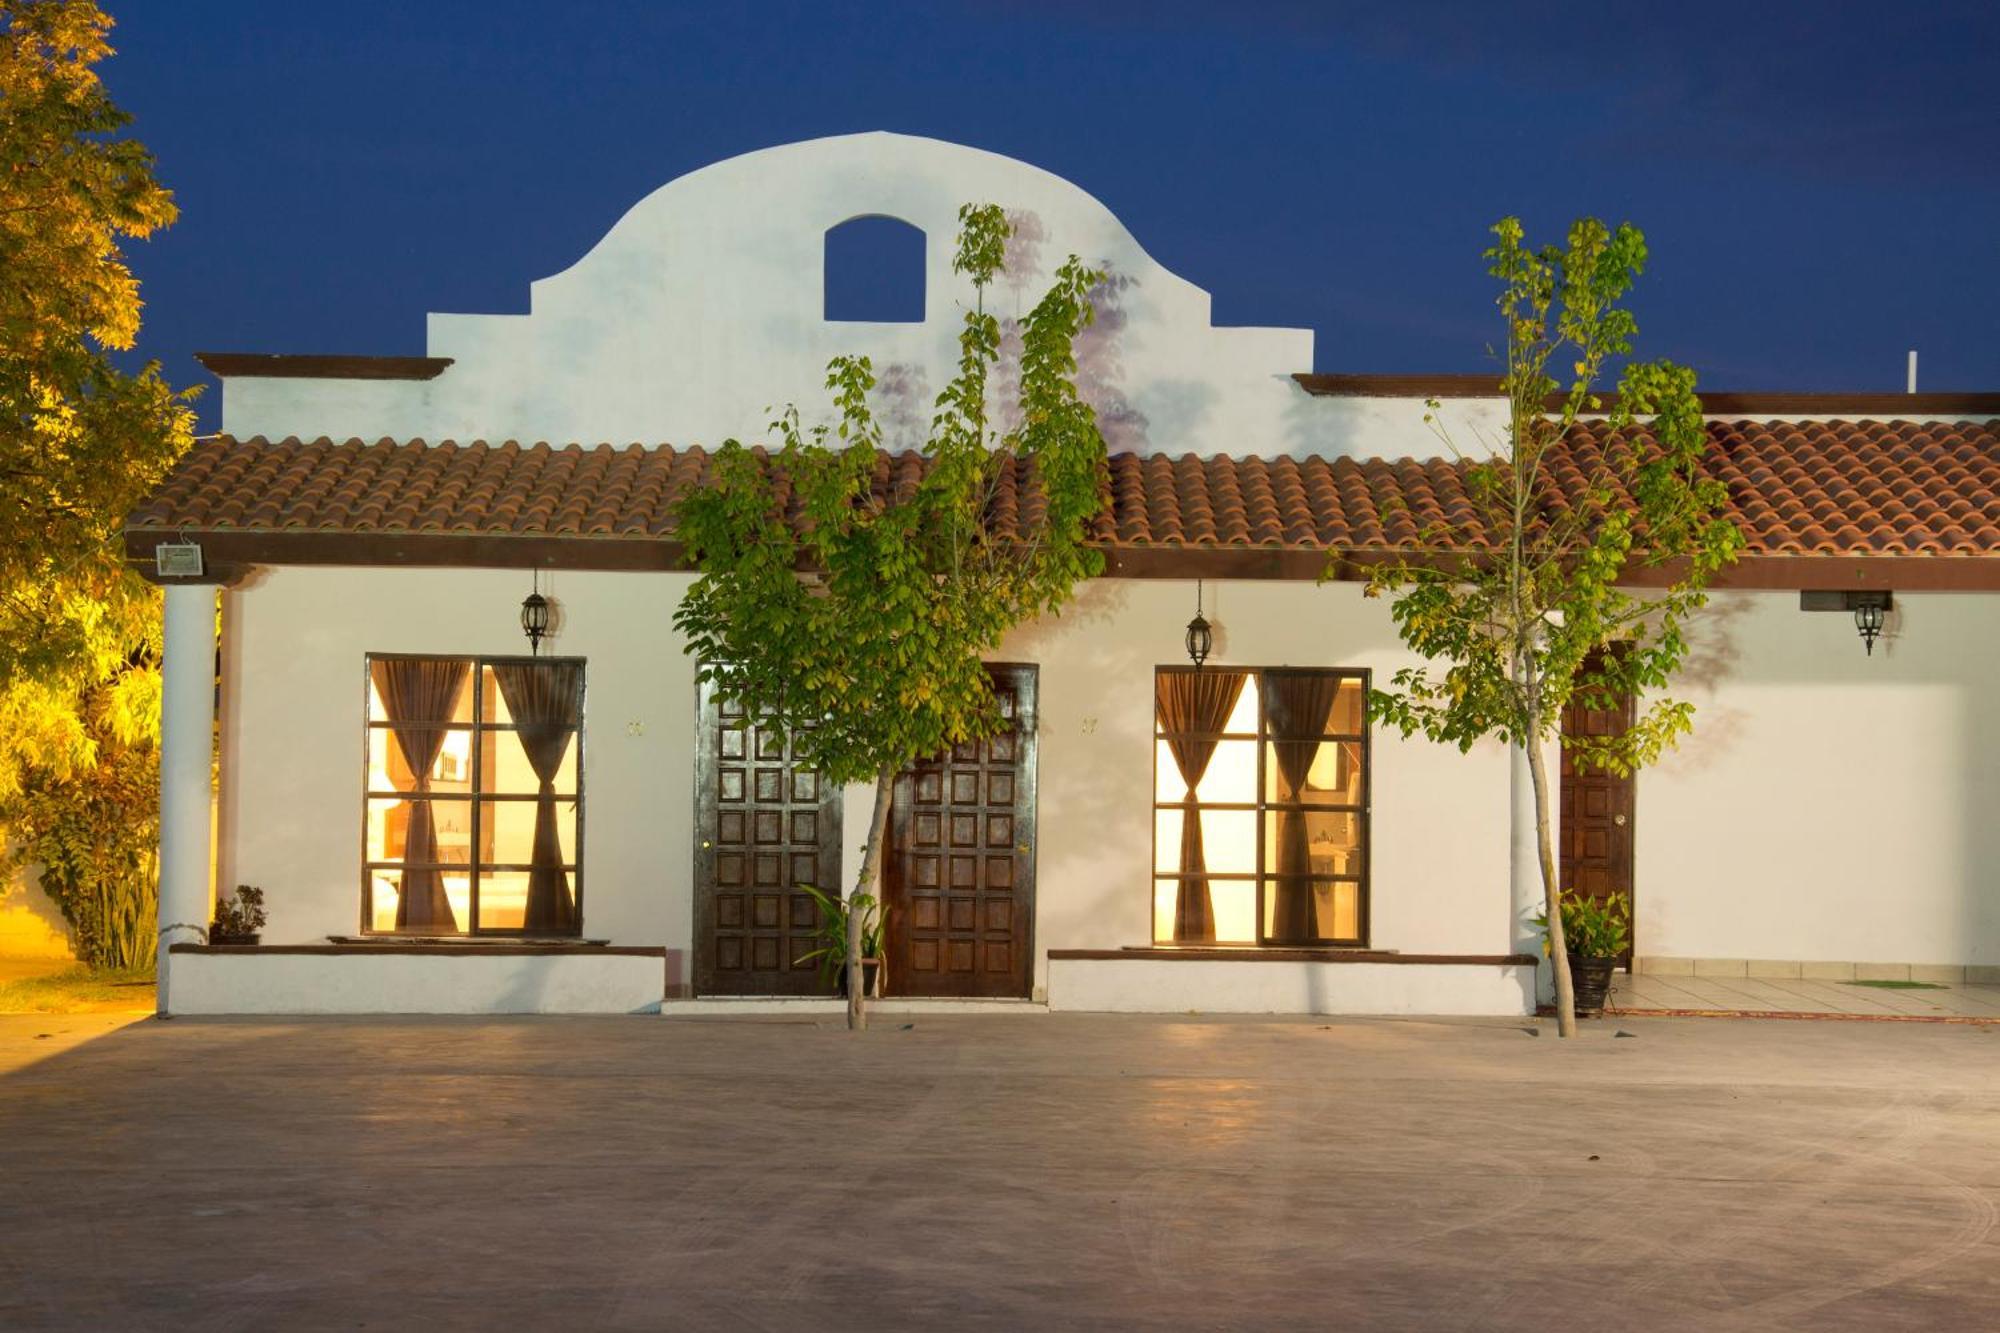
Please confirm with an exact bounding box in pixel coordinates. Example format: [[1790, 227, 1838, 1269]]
[[1, 1, 193, 966]]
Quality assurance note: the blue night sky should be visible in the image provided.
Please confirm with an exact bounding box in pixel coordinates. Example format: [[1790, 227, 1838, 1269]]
[[104, 1, 2000, 433]]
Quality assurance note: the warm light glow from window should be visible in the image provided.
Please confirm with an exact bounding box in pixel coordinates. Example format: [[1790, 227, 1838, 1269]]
[[369, 871, 474, 932], [364, 656, 584, 936], [1153, 669, 1368, 946], [1152, 878, 1257, 943]]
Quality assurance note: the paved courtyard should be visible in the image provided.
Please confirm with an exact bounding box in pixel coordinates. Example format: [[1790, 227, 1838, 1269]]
[[2, 1012, 1998, 1331]]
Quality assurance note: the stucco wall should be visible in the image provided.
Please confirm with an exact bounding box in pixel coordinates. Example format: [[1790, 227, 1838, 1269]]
[[223, 566, 699, 952], [991, 578, 1514, 992], [1640, 591, 2000, 967], [220, 133, 1341, 460], [1047, 958, 1535, 1016], [169, 950, 665, 1015], [219, 568, 1515, 984], [217, 566, 2000, 997]]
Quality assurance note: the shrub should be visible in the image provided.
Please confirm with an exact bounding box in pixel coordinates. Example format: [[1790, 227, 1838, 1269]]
[[1534, 890, 1632, 960], [4, 736, 158, 972]]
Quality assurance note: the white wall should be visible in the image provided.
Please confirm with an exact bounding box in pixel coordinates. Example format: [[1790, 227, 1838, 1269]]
[[1048, 957, 1535, 1016], [215, 562, 2000, 1008], [219, 569, 1516, 983], [1641, 591, 2000, 966], [221, 133, 1335, 460], [168, 950, 665, 1015], [223, 566, 699, 953], [896, 577, 1512, 994]]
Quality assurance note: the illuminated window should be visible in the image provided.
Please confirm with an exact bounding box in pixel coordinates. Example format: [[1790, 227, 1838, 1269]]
[[1154, 667, 1369, 946], [823, 215, 926, 322], [364, 655, 584, 936]]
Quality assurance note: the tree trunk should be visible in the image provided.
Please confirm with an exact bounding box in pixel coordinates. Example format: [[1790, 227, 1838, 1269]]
[[847, 767, 897, 1032], [1523, 735, 1577, 1037]]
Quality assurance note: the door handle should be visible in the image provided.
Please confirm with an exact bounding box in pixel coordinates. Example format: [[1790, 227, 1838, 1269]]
[[1613, 815, 1627, 827]]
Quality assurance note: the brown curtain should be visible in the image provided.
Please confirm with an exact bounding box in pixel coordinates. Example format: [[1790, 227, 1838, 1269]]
[[1156, 671, 1246, 941], [373, 658, 471, 932], [492, 661, 584, 934], [1264, 673, 1341, 944]]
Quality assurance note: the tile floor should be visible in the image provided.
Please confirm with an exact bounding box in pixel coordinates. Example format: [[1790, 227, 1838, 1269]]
[[1610, 971, 2000, 1019]]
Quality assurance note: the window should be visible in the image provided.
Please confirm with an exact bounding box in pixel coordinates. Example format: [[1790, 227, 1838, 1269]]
[[823, 214, 926, 322], [364, 655, 585, 936], [1153, 667, 1369, 946]]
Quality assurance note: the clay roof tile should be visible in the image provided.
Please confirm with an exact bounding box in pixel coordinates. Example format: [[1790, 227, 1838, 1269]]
[[126, 418, 2000, 564]]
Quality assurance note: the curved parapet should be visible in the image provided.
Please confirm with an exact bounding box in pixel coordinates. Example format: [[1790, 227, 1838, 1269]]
[[222, 132, 1318, 456]]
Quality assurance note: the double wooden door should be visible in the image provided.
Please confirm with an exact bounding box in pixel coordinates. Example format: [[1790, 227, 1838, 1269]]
[[885, 665, 1038, 998], [1559, 670, 1635, 966], [692, 683, 843, 996]]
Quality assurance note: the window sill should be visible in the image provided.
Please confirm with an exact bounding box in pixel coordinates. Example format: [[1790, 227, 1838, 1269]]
[[1047, 946, 1538, 966]]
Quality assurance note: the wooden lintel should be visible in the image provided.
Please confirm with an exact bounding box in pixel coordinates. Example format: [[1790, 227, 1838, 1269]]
[[121, 529, 2000, 592]]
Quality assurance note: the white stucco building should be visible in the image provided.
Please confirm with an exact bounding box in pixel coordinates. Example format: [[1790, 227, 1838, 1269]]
[[128, 132, 2000, 1015]]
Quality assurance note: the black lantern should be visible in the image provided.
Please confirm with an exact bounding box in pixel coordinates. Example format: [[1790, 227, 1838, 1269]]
[[521, 570, 552, 655], [1853, 592, 1887, 656], [1185, 579, 1213, 669]]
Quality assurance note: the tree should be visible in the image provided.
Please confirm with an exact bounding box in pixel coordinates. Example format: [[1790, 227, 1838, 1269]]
[[0, 1, 194, 963], [675, 205, 1107, 1029], [1362, 217, 1741, 1037]]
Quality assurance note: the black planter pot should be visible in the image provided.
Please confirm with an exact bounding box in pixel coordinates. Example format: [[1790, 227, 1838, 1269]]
[[1568, 953, 1617, 1017], [210, 932, 261, 947], [836, 958, 883, 999]]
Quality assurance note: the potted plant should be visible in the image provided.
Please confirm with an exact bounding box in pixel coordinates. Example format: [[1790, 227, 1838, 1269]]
[[209, 884, 267, 946], [798, 884, 884, 999], [1533, 890, 1631, 1018]]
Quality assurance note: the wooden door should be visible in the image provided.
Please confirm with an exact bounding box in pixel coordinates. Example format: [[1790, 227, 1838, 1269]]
[[693, 683, 843, 996], [1559, 669, 1635, 966], [885, 665, 1037, 998]]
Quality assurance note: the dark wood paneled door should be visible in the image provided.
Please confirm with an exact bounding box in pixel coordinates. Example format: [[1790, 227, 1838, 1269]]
[[1559, 668, 1635, 966], [885, 664, 1037, 998], [693, 682, 843, 996]]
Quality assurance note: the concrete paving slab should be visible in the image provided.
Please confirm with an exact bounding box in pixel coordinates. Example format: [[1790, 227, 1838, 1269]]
[[2, 1012, 1999, 1330]]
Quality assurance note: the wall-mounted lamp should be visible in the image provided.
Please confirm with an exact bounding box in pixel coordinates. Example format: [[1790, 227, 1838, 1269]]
[[521, 570, 553, 655], [1799, 590, 1892, 657], [1852, 592, 1888, 655], [1185, 579, 1214, 669]]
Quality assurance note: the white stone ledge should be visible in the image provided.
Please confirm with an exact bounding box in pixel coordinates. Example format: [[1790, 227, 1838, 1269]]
[[1047, 957, 1535, 1016], [165, 950, 665, 1015], [660, 997, 1048, 1017]]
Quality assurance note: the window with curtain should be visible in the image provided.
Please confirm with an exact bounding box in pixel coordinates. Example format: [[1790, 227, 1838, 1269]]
[[1153, 666, 1369, 946], [364, 655, 585, 936]]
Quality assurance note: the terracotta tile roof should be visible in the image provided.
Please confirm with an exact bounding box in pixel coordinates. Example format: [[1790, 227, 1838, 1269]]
[[129, 418, 2000, 560]]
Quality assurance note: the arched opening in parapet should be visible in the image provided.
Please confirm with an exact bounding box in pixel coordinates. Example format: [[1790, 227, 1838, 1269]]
[[823, 215, 926, 323]]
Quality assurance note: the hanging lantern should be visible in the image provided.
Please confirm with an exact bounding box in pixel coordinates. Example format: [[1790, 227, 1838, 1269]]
[[1852, 593, 1887, 656], [520, 571, 552, 655], [1185, 579, 1213, 669]]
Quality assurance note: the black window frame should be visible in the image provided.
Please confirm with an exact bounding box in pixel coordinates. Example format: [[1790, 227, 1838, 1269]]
[[1152, 664, 1372, 948], [360, 653, 587, 938]]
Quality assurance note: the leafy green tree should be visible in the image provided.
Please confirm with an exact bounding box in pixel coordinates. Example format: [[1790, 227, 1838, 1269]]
[[675, 205, 1106, 1029], [1363, 218, 1741, 1037], [0, 0, 194, 964]]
